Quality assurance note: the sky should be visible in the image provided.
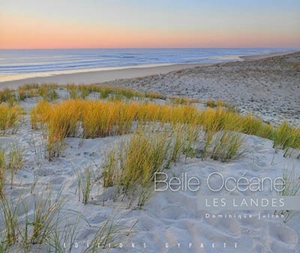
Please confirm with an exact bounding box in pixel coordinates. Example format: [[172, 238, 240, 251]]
[[0, 0, 299, 49]]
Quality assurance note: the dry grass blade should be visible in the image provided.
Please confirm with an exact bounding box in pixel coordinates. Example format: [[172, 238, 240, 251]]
[[30, 189, 68, 245], [84, 208, 137, 253], [7, 144, 23, 189], [0, 149, 5, 196], [210, 131, 246, 162], [0, 195, 20, 250]]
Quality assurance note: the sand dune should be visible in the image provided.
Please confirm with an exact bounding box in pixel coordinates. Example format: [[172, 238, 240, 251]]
[[3, 111, 299, 253], [103, 51, 300, 127], [0, 51, 299, 252]]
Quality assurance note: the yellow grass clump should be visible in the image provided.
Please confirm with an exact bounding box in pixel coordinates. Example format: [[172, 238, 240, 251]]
[[0, 104, 22, 135], [145, 91, 166, 100], [30, 100, 52, 130], [66, 83, 161, 100], [206, 98, 217, 108], [31, 99, 201, 160], [273, 122, 300, 157], [102, 126, 181, 207], [170, 96, 200, 105], [30, 98, 300, 161], [36, 84, 59, 101], [82, 101, 118, 138], [18, 84, 39, 101], [47, 100, 83, 159], [119, 129, 171, 192], [0, 89, 17, 105]]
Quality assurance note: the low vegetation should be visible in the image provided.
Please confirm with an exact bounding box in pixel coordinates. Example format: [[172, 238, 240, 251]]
[[102, 124, 246, 207], [0, 83, 166, 104], [273, 122, 300, 157], [103, 128, 172, 202], [276, 166, 300, 222], [0, 149, 5, 197], [28, 94, 300, 161], [84, 210, 136, 252], [0, 144, 23, 195], [0, 189, 135, 252], [0, 104, 22, 135], [77, 167, 93, 205], [0, 83, 299, 251], [210, 131, 245, 162], [7, 143, 23, 189], [170, 96, 200, 105], [0, 83, 299, 159]]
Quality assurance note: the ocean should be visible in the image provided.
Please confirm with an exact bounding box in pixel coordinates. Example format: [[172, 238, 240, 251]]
[[0, 48, 295, 83]]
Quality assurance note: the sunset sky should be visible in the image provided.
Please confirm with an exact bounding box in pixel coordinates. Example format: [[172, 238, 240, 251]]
[[0, 0, 299, 49]]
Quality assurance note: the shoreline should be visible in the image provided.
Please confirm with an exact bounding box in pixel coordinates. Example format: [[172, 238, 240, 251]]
[[0, 63, 208, 90], [0, 50, 297, 91]]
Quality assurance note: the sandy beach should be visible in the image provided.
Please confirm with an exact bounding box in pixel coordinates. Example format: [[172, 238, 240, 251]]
[[0, 50, 296, 89], [0, 63, 207, 89], [2, 51, 299, 127], [0, 51, 299, 253], [103, 51, 300, 127]]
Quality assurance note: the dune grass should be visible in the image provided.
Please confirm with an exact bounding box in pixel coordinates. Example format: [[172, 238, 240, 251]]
[[30, 97, 300, 161], [0, 104, 22, 135], [31, 100, 200, 159], [81, 101, 135, 138], [7, 144, 23, 189], [281, 167, 300, 197], [206, 98, 217, 108], [101, 123, 247, 207], [1, 83, 167, 107], [276, 166, 300, 222], [4, 83, 297, 157], [1, 83, 300, 250], [0, 89, 18, 106], [210, 131, 245, 162], [0, 144, 23, 196], [103, 128, 172, 195], [17, 84, 39, 101], [36, 84, 59, 101], [84, 209, 137, 252], [0, 194, 20, 250], [47, 218, 81, 253], [170, 96, 200, 105], [30, 100, 52, 130], [66, 84, 144, 100], [0, 151, 5, 200], [0, 187, 134, 252], [77, 167, 93, 205], [170, 124, 194, 162], [11, 83, 59, 102], [0, 188, 69, 252], [29, 190, 68, 245], [16, 84, 58, 102], [102, 124, 205, 206], [273, 122, 300, 157], [101, 124, 196, 207]]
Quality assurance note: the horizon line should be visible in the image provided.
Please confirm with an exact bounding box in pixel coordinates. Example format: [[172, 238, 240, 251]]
[[0, 47, 299, 50]]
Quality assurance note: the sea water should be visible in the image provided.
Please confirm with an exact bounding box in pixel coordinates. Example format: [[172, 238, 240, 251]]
[[0, 48, 294, 82]]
